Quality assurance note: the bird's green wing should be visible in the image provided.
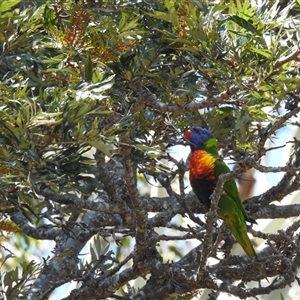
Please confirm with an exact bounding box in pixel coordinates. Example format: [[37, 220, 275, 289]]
[[217, 193, 256, 258], [213, 159, 251, 222]]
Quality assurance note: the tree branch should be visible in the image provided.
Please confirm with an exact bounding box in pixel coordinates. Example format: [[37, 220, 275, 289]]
[[138, 86, 239, 113], [122, 146, 148, 266], [274, 48, 300, 69], [10, 211, 59, 240]]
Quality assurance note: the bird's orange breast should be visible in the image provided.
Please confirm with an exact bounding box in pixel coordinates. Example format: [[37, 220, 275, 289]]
[[189, 150, 217, 181]]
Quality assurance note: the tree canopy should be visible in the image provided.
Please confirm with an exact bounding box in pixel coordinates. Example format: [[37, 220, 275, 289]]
[[1, 0, 300, 299]]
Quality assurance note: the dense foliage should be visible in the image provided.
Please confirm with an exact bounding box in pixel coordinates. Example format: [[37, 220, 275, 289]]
[[1, 0, 300, 299]]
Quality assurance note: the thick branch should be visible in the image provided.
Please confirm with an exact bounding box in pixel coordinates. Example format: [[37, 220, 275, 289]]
[[10, 211, 59, 240], [253, 204, 300, 219], [38, 189, 126, 214], [138, 86, 239, 113], [122, 146, 148, 265], [274, 48, 300, 69]]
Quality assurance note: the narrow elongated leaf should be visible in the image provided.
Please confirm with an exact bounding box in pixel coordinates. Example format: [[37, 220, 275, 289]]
[[227, 15, 258, 33], [0, 0, 20, 12], [88, 140, 112, 157]]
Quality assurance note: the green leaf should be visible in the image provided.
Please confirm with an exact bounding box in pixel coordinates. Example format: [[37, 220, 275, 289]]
[[90, 242, 98, 260], [88, 140, 112, 157], [0, 253, 14, 267], [100, 243, 110, 256], [250, 47, 271, 58], [43, 4, 56, 31], [149, 10, 178, 25], [0, 0, 20, 12], [227, 15, 258, 33], [84, 54, 93, 82], [27, 112, 63, 128], [80, 75, 115, 93], [119, 18, 139, 33], [93, 234, 102, 254]]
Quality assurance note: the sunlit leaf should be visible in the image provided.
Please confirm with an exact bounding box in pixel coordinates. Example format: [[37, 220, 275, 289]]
[[88, 140, 112, 157], [227, 15, 258, 33], [0, 0, 20, 12]]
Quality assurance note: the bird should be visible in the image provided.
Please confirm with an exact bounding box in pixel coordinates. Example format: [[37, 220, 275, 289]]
[[183, 126, 268, 280]]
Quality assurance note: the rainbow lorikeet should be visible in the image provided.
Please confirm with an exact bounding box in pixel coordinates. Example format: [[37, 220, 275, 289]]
[[183, 127, 262, 265]]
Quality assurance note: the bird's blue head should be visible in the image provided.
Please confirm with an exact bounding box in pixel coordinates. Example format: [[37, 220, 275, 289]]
[[183, 127, 215, 151]]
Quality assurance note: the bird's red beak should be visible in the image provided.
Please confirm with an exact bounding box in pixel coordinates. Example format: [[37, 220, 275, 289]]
[[183, 129, 192, 141]]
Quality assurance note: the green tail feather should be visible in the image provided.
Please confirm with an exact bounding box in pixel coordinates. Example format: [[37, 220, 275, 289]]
[[218, 193, 269, 282], [257, 266, 269, 283]]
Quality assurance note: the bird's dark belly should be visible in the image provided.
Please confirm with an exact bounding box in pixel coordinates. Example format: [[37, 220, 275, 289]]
[[190, 177, 215, 209]]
